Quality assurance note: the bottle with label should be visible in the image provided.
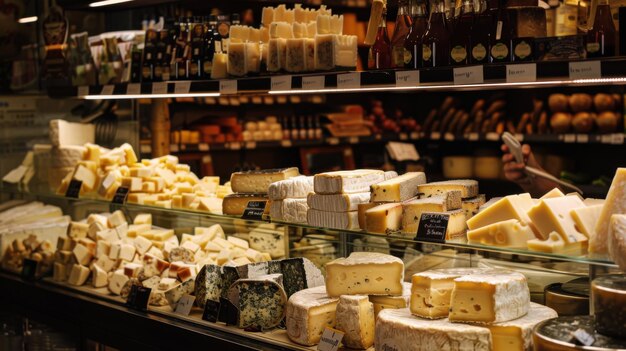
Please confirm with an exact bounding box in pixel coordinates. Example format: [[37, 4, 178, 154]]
[[404, 0, 429, 68], [217, 15, 231, 53], [421, 0, 450, 67], [489, 0, 513, 63], [142, 28, 157, 82], [163, 18, 177, 81], [470, 0, 491, 64], [202, 16, 217, 79], [189, 16, 204, 79], [586, 0, 616, 57], [153, 30, 168, 81], [368, 7, 392, 69], [174, 17, 189, 79], [391, 0, 413, 68], [449, 0, 475, 65]]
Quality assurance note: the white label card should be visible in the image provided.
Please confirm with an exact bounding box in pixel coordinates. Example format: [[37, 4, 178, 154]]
[[174, 81, 191, 94], [198, 143, 209, 151], [467, 133, 479, 141], [78, 86, 89, 97], [327, 137, 340, 145], [271, 75, 292, 91], [572, 328, 595, 346], [126, 83, 141, 95], [152, 82, 168, 95], [220, 80, 237, 94], [337, 72, 360, 89], [569, 61, 601, 80], [453, 65, 484, 85], [101, 85, 114, 96], [386, 142, 420, 161], [486, 132, 500, 141], [506, 63, 537, 83], [431, 132, 441, 140], [395, 71, 420, 87], [302, 76, 325, 90], [174, 295, 196, 316], [317, 328, 344, 351], [577, 134, 589, 143], [399, 133, 408, 140], [564, 134, 576, 143]]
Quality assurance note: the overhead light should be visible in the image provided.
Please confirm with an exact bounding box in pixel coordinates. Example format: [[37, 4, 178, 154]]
[[18, 16, 38, 24], [89, 0, 134, 7]]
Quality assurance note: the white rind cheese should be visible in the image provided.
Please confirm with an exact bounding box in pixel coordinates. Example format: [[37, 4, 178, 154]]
[[49, 119, 95, 147], [336, 295, 375, 349], [314, 169, 385, 194], [307, 209, 359, 230], [230, 167, 300, 194], [370, 172, 426, 202], [268, 176, 314, 200], [286, 285, 340, 346], [307, 192, 370, 212]]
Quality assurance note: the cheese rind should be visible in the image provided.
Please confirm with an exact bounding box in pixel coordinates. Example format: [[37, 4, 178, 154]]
[[268, 176, 314, 200], [336, 295, 375, 349], [370, 172, 426, 202], [467, 219, 535, 248], [286, 285, 339, 346], [314, 170, 385, 194], [49, 119, 95, 147], [417, 180, 479, 199], [593, 168, 626, 254], [222, 194, 269, 216], [307, 192, 370, 212], [230, 167, 300, 193], [487, 302, 557, 351], [608, 214, 626, 271], [307, 209, 359, 230], [401, 192, 463, 232], [325, 252, 404, 297]]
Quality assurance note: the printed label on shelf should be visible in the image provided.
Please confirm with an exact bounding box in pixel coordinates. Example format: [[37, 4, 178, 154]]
[[126, 286, 151, 311], [152, 82, 168, 95], [318, 327, 344, 351], [219, 80, 237, 94], [111, 187, 130, 205], [271, 75, 292, 91], [569, 61, 601, 80], [410, 132, 419, 139], [302, 76, 325, 90], [572, 328, 595, 346], [337, 72, 360, 89], [101, 85, 115, 96], [170, 144, 179, 153], [611, 133, 624, 144], [444, 133, 455, 141], [174, 81, 191, 94], [348, 136, 359, 144], [198, 143, 209, 151], [242, 201, 268, 220], [399, 133, 408, 140], [280, 139, 293, 147], [245, 141, 257, 149], [486, 132, 500, 141], [564, 134, 576, 143], [386, 142, 420, 161], [126, 83, 141, 95], [66, 180, 83, 199], [395, 70, 420, 87], [601, 134, 613, 144], [468, 132, 479, 141], [414, 212, 449, 244], [230, 142, 241, 150], [21, 258, 38, 281], [453, 65, 484, 85], [327, 137, 340, 145], [431, 132, 441, 140], [577, 134, 589, 143], [174, 295, 196, 316], [506, 63, 537, 83], [77, 86, 89, 97]]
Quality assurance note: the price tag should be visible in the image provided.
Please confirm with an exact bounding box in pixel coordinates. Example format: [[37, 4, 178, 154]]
[[219, 80, 237, 94], [399, 133, 408, 140], [431, 132, 441, 140], [410, 132, 419, 139], [348, 136, 359, 144], [317, 327, 344, 351], [395, 70, 420, 87], [174, 81, 191, 94], [21, 258, 39, 280], [564, 134, 576, 143], [126, 83, 141, 95], [245, 141, 257, 149], [506, 63, 537, 83], [336, 73, 360, 89], [170, 144, 180, 152], [486, 132, 500, 141], [572, 328, 595, 346], [126, 285, 151, 311], [198, 143, 209, 151], [327, 137, 340, 145], [577, 134, 589, 143], [569, 60, 601, 80], [242, 201, 267, 220], [414, 212, 450, 244], [453, 65, 484, 85], [302, 76, 325, 90], [174, 295, 196, 316], [111, 186, 130, 204], [152, 82, 168, 95], [101, 84, 115, 96], [386, 142, 420, 161], [271, 75, 292, 91], [65, 180, 82, 199], [280, 139, 293, 147], [601, 135, 613, 144], [444, 133, 455, 141], [611, 133, 624, 145], [468, 132, 479, 141], [202, 300, 221, 323], [230, 142, 241, 150], [77, 86, 89, 97]]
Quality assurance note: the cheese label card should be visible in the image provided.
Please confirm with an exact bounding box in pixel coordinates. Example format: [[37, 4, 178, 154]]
[[271, 75, 292, 91], [126, 83, 141, 95], [302, 76, 325, 90], [174, 81, 191, 94], [415, 212, 449, 243], [77, 86, 89, 97], [219, 80, 237, 94], [111, 186, 130, 204], [572, 328, 595, 346], [101, 84, 114, 96], [202, 300, 221, 323], [126, 285, 151, 311], [506, 63, 537, 83], [21, 258, 39, 280], [569, 61, 601, 80], [318, 327, 344, 351], [242, 201, 267, 220], [175, 294, 196, 316], [152, 82, 168, 95], [396, 70, 420, 87], [453, 65, 484, 85], [337, 72, 360, 89], [66, 180, 83, 199]]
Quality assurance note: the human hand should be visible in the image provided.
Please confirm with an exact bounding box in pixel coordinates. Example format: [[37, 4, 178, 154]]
[[501, 143, 534, 183]]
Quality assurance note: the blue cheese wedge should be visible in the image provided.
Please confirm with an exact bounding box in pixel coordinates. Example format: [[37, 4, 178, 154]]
[[229, 273, 288, 330]]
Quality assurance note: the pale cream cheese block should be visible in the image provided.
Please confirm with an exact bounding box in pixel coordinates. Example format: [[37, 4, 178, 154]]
[[402, 209, 467, 241], [49, 119, 95, 147], [307, 192, 370, 212], [365, 202, 403, 234], [467, 193, 537, 236], [307, 209, 359, 230], [527, 195, 588, 244], [268, 176, 314, 200], [369, 281, 411, 317], [271, 198, 308, 223], [370, 172, 427, 202], [449, 270, 530, 324], [375, 308, 492, 351], [417, 180, 479, 199], [485, 302, 557, 351], [222, 194, 269, 216], [527, 231, 586, 254], [325, 252, 404, 297], [286, 285, 340, 346], [314, 169, 385, 194], [608, 214, 626, 271], [467, 219, 535, 248], [592, 168, 626, 254], [571, 204, 603, 238], [335, 295, 375, 349], [230, 167, 300, 194]]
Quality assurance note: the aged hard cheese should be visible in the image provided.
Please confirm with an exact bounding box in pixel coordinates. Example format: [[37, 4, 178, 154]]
[[449, 270, 530, 324], [307, 192, 370, 212], [314, 169, 385, 194], [527, 196, 588, 244], [286, 285, 339, 346], [467, 194, 537, 235], [417, 180, 479, 199], [325, 252, 404, 297], [467, 219, 535, 248], [592, 168, 626, 254], [370, 172, 426, 202], [369, 282, 411, 317], [401, 192, 463, 232], [222, 194, 269, 215], [335, 295, 375, 349], [570, 204, 603, 238], [462, 195, 486, 220], [487, 302, 557, 351], [365, 202, 403, 234], [230, 167, 300, 193], [402, 209, 467, 240], [608, 214, 626, 271]]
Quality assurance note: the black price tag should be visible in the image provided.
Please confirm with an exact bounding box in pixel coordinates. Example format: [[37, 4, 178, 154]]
[[414, 212, 449, 244], [21, 258, 39, 280], [111, 186, 130, 204], [242, 201, 267, 220], [126, 285, 151, 311], [65, 180, 82, 199], [202, 300, 221, 323]]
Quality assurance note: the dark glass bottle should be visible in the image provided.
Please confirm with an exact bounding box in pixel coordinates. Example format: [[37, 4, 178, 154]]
[[586, 0, 616, 57], [368, 8, 392, 69], [450, 0, 475, 65], [189, 16, 204, 79], [202, 16, 217, 79], [404, 0, 429, 68], [489, 0, 512, 63], [391, 0, 413, 68], [174, 17, 189, 79], [153, 30, 167, 81], [421, 0, 450, 67], [163, 19, 177, 81], [142, 27, 157, 82], [470, 0, 491, 64]]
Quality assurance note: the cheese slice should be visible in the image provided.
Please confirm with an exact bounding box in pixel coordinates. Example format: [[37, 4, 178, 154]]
[[571, 204, 602, 239], [540, 188, 565, 199], [369, 282, 411, 317], [462, 195, 486, 220], [593, 168, 626, 254], [314, 169, 385, 194], [49, 119, 95, 147], [67, 264, 90, 286], [528, 196, 588, 245], [417, 180, 479, 199], [230, 167, 300, 193], [608, 214, 626, 271], [268, 176, 314, 200], [467, 219, 535, 248], [335, 295, 375, 349], [325, 252, 404, 297], [401, 191, 463, 230], [358, 203, 378, 229], [370, 172, 427, 202], [487, 302, 557, 351], [307, 192, 370, 212], [286, 285, 339, 346], [307, 209, 359, 230], [365, 202, 403, 234], [467, 193, 537, 235], [448, 270, 530, 324]]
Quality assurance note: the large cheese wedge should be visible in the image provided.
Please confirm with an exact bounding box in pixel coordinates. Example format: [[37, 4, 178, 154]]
[[307, 192, 370, 212], [571, 204, 603, 239], [527, 195, 588, 245], [527, 231, 586, 254], [325, 252, 403, 297], [230, 167, 300, 193], [314, 169, 385, 194], [401, 193, 462, 229], [448, 270, 530, 324], [370, 172, 426, 202], [487, 302, 557, 351], [286, 285, 339, 346], [417, 180, 479, 199], [467, 194, 537, 235], [592, 168, 626, 254], [608, 214, 626, 271], [467, 219, 535, 248], [335, 295, 375, 349]]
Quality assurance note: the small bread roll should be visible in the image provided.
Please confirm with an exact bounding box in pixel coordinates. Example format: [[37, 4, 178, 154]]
[[548, 94, 569, 112]]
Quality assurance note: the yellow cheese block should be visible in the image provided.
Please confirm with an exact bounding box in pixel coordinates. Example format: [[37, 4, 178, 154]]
[[467, 219, 535, 248], [466, 194, 538, 236], [592, 168, 626, 254], [527, 231, 586, 254], [365, 203, 403, 234], [527, 195, 588, 245]]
